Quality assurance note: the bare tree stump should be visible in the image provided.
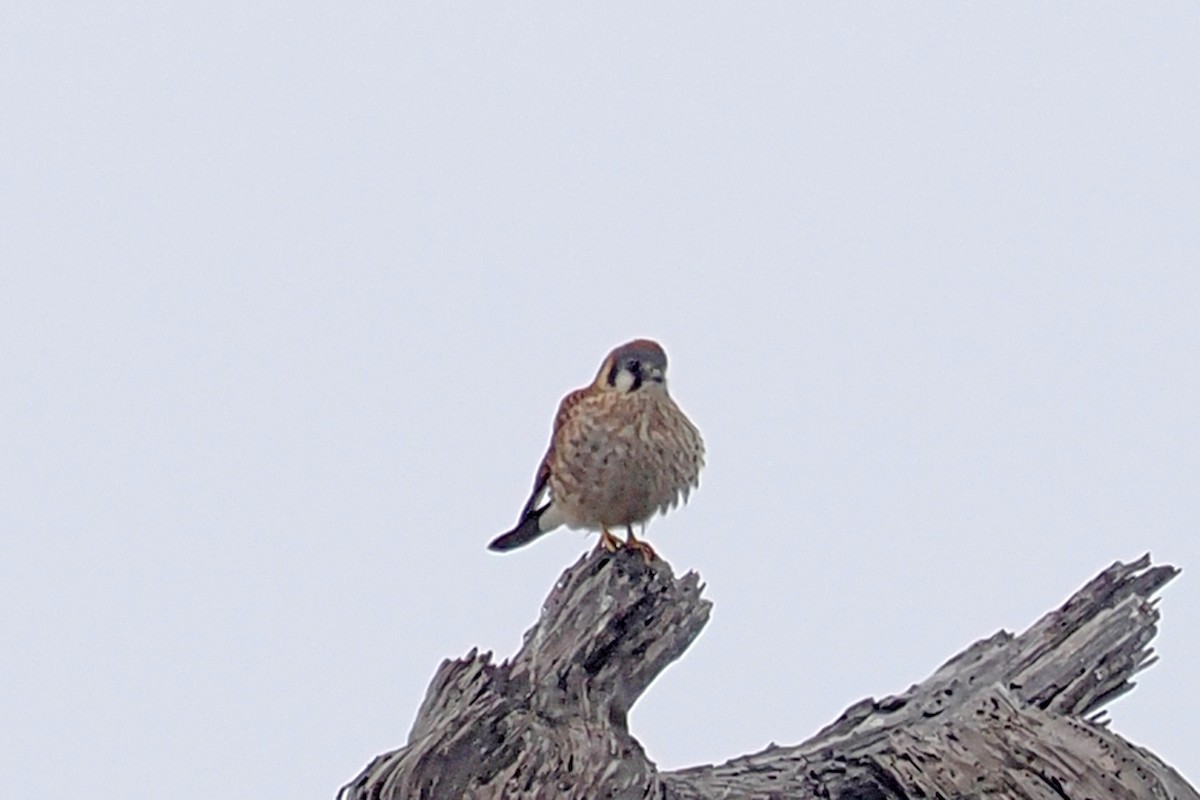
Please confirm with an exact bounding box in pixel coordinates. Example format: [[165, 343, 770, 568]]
[[339, 551, 1194, 800]]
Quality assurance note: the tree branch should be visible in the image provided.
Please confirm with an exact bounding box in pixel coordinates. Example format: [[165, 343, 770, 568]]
[[339, 552, 1192, 800]]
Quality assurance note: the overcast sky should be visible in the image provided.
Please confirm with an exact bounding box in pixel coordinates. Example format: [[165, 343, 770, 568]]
[[3, 4, 1198, 798]]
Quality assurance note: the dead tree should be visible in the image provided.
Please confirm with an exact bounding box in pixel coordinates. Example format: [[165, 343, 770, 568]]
[[339, 552, 1194, 799]]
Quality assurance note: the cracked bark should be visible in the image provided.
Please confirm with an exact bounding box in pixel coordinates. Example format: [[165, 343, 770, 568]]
[[339, 552, 1194, 800]]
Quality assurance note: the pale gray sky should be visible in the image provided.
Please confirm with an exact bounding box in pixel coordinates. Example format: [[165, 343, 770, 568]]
[[3, 4, 1198, 798]]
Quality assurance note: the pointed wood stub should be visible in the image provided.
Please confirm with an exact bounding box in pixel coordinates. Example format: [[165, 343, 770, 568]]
[[340, 549, 709, 800]]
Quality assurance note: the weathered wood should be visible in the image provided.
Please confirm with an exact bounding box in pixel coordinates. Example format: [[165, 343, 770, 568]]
[[339, 552, 1193, 800]]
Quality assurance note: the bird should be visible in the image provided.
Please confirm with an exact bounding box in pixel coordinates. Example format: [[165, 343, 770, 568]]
[[488, 338, 704, 561]]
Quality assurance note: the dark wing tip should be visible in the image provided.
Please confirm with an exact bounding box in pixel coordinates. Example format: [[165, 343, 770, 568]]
[[488, 511, 546, 552], [487, 530, 520, 551]]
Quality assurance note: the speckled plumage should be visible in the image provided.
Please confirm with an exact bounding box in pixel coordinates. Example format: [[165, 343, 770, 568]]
[[488, 339, 704, 559]]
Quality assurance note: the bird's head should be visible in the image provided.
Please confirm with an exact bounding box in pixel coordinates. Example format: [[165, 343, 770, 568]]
[[598, 338, 669, 394]]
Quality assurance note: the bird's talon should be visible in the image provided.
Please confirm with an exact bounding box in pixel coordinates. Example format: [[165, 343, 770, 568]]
[[623, 527, 656, 563], [599, 528, 623, 553]]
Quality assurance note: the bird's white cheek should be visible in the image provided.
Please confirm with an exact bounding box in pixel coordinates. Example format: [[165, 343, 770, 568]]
[[613, 369, 635, 393]]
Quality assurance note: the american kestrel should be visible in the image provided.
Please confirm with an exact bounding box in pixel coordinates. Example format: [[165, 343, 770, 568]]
[[488, 338, 704, 561]]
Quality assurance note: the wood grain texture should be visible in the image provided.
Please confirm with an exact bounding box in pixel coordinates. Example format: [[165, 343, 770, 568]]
[[339, 552, 1193, 800]]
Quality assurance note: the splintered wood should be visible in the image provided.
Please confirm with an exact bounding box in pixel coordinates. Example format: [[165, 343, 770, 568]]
[[340, 552, 1192, 800]]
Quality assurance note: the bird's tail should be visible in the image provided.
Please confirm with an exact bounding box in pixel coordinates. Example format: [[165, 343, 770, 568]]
[[488, 508, 550, 552]]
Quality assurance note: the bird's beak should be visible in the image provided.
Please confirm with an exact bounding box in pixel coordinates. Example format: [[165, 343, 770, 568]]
[[646, 366, 665, 383]]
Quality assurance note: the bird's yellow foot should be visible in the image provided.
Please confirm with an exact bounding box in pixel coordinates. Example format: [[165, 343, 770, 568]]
[[624, 527, 656, 564], [599, 528, 623, 553]]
